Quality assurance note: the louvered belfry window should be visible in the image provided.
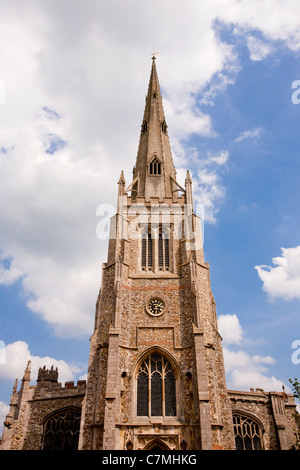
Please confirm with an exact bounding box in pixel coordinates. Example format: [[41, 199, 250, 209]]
[[142, 228, 170, 272], [142, 230, 153, 270], [137, 351, 176, 417], [158, 232, 169, 270]]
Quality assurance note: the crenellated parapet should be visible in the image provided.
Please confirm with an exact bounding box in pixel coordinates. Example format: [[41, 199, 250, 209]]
[[37, 365, 58, 384]]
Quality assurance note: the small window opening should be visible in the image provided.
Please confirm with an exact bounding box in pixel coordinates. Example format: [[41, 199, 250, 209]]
[[149, 156, 161, 175]]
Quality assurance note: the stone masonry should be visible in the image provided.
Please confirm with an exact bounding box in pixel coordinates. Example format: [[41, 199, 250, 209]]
[[1, 57, 299, 451]]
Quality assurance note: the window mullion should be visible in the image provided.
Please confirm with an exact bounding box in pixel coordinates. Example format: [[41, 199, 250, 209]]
[[162, 233, 165, 270], [162, 357, 165, 417]]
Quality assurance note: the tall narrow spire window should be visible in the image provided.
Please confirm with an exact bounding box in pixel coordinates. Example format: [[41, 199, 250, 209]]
[[149, 156, 161, 175]]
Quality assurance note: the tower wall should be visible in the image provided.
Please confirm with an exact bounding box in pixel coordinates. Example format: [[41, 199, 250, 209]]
[[79, 190, 235, 450]]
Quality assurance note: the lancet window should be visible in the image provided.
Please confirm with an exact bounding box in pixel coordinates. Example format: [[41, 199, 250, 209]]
[[141, 226, 170, 272]]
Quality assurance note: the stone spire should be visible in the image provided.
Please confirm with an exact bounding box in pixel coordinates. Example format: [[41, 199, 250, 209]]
[[133, 56, 177, 201]]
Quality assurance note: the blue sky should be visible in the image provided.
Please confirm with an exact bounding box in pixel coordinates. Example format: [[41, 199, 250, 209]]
[[1, 0, 300, 430]]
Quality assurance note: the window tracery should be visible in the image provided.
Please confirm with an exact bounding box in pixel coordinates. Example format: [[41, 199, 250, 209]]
[[42, 408, 81, 451], [149, 156, 161, 175], [137, 351, 176, 418], [233, 413, 263, 450]]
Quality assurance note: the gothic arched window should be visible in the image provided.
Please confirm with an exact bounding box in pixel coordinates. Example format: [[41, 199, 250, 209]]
[[42, 407, 81, 451], [233, 413, 263, 450], [158, 231, 170, 270], [149, 156, 161, 175], [137, 351, 176, 418]]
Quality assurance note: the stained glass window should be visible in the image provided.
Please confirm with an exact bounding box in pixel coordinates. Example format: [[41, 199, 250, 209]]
[[42, 408, 81, 451], [149, 156, 161, 175], [137, 352, 176, 417], [233, 414, 262, 450]]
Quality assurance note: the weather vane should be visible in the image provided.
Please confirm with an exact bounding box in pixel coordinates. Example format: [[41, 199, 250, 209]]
[[152, 52, 159, 59]]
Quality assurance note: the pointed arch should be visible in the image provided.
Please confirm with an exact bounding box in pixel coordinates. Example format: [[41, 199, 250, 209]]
[[133, 347, 180, 419], [232, 411, 264, 450], [144, 439, 170, 450], [149, 156, 161, 175], [41, 406, 81, 451]]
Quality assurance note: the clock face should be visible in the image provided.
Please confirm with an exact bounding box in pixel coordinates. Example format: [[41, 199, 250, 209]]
[[147, 298, 165, 316]]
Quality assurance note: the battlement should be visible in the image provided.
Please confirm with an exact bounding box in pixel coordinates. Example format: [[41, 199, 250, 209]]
[[37, 365, 58, 383]]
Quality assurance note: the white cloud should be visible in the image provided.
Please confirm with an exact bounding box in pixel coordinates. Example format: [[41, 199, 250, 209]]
[[1, 0, 300, 338], [218, 314, 243, 345], [218, 0, 300, 51], [234, 127, 263, 143], [247, 35, 272, 61], [255, 246, 300, 301], [223, 347, 284, 392], [0, 259, 23, 286], [192, 150, 229, 224], [218, 314, 285, 392], [0, 341, 82, 384]]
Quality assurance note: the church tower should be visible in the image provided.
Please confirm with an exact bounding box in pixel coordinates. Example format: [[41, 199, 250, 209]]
[[79, 57, 235, 450]]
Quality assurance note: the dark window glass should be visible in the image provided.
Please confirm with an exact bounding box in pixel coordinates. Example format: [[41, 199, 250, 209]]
[[151, 372, 162, 416], [233, 414, 262, 450], [148, 233, 152, 267], [164, 237, 169, 267], [137, 370, 149, 416], [42, 409, 81, 451], [141, 234, 146, 267], [158, 234, 163, 267]]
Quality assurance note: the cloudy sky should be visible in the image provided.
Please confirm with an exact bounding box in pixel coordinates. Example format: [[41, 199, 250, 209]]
[[1, 0, 300, 429]]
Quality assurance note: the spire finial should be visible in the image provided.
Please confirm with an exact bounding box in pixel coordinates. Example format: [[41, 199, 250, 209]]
[[152, 52, 159, 60]]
